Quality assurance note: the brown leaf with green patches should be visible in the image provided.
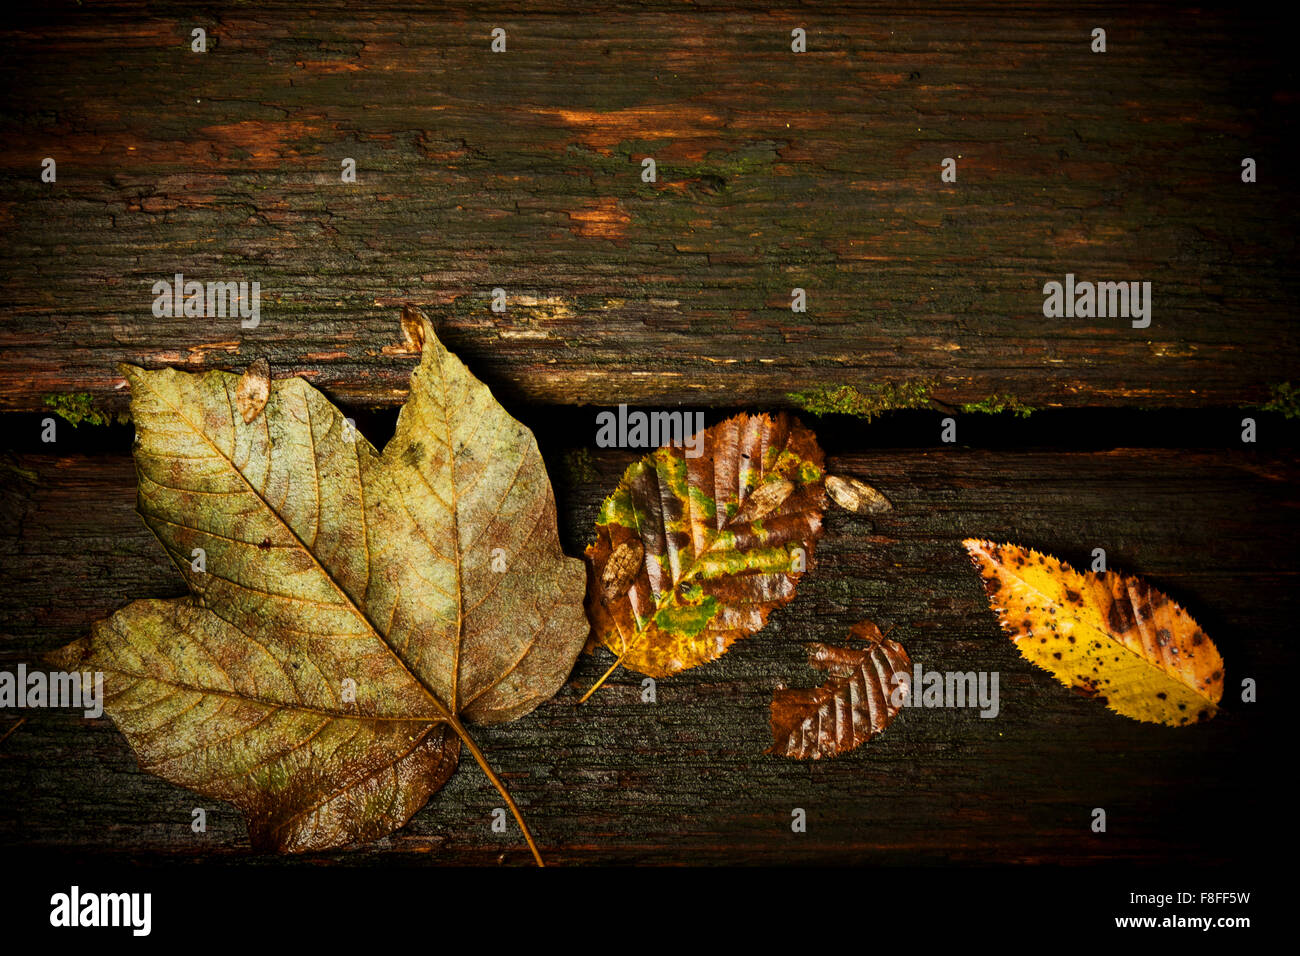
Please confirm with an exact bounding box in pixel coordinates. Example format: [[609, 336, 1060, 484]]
[[768, 620, 911, 760], [581, 412, 826, 699], [963, 539, 1225, 726], [47, 309, 587, 861]]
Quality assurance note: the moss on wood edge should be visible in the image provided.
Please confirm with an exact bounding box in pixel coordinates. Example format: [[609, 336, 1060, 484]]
[[787, 381, 935, 421], [41, 393, 130, 428]]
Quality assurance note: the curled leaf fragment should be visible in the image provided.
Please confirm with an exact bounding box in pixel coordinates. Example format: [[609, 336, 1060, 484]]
[[826, 475, 892, 515], [400, 304, 427, 351], [768, 620, 911, 760]]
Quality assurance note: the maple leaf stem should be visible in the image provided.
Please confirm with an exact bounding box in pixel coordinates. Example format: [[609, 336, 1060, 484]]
[[578, 655, 625, 704], [445, 715, 545, 867]]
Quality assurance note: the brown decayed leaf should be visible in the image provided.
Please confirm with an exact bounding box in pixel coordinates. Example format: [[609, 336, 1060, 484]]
[[963, 539, 1225, 726], [235, 358, 270, 423], [582, 412, 826, 698], [825, 474, 892, 515], [768, 620, 911, 760], [48, 309, 587, 861]]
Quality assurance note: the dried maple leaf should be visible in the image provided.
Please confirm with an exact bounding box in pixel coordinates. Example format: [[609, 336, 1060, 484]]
[[47, 310, 587, 862], [768, 620, 911, 760], [963, 539, 1225, 726], [582, 412, 826, 699]]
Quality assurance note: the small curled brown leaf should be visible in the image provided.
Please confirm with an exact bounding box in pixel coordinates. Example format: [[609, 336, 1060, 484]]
[[768, 620, 910, 760], [235, 358, 271, 424], [601, 540, 644, 602], [826, 475, 892, 515]]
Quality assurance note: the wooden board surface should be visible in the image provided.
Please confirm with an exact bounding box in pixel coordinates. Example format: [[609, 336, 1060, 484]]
[[0, 1, 1297, 412], [0, 1, 1293, 872], [1, 445, 1289, 864]]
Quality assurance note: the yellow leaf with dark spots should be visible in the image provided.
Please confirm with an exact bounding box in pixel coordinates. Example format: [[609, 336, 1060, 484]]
[[962, 539, 1224, 727]]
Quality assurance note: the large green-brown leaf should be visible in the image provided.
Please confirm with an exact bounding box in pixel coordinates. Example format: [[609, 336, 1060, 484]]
[[48, 310, 587, 860], [582, 412, 826, 698]]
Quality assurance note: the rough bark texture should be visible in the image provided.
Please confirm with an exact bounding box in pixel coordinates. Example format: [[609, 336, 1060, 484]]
[[0, 2, 1296, 412], [1, 447, 1289, 864]]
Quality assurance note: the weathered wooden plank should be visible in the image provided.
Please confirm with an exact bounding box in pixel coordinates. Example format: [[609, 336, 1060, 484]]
[[1, 446, 1289, 864], [1, 2, 1296, 412]]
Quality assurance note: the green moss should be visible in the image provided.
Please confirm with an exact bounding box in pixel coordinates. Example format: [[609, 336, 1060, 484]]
[[41, 393, 128, 427], [673, 150, 773, 182], [788, 380, 935, 421], [1260, 382, 1300, 420], [562, 447, 599, 484], [960, 394, 1037, 418]]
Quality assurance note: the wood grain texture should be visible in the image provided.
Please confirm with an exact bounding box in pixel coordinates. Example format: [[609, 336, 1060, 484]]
[[1, 1, 1296, 412], [1, 446, 1290, 864]]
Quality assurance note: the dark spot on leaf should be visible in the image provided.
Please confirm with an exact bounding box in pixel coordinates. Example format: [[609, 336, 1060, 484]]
[[402, 441, 425, 467], [1107, 597, 1136, 635]]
